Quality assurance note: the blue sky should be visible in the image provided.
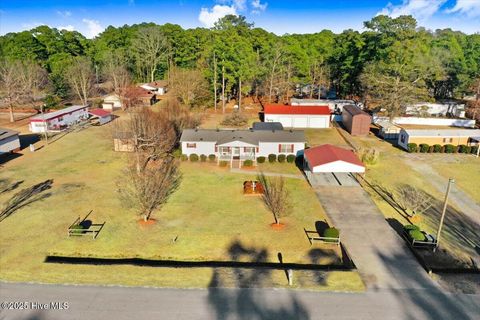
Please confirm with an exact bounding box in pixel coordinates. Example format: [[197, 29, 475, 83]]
[[0, 0, 479, 38]]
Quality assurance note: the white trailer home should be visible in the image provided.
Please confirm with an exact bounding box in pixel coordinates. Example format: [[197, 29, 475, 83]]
[[0, 128, 21, 155], [29, 105, 89, 133], [264, 105, 331, 128], [180, 128, 305, 167]]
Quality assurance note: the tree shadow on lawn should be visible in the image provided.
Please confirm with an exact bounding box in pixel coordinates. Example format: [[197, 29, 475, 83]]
[[0, 179, 53, 222], [208, 239, 310, 320], [0, 178, 24, 195]]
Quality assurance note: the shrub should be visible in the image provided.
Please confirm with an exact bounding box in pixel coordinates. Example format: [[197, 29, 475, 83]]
[[268, 154, 277, 163], [172, 148, 182, 158], [180, 154, 188, 161], [358, 147, 380, 165], [200, 154, 207, 162], [278, 154, 286, 163], [219, 161, 229, 167], [428, 145, 434, 153], [408, 229, 425, 241], [444, 144, 455, 153], [323, 227, 340, 242], [70, 224, 85, 235], [257, 156, 266, 163], [220, 112, 248, 127], [243, 159, 253, 167], [419, 143, 429, 153], [407, 143, 417, 153], [471, 146, 478, 154], [286, 154, 296, 163], [465, 146, 472, 154], [208, 154, 216, 162], [433, 144, 442, 153], [403, 224, 420, 232], [189, 154, 199, 162]]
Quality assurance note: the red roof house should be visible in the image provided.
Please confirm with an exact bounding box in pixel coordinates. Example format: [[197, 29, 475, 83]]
[[263, 105, 331, 128], [304, 144, 365, 173]]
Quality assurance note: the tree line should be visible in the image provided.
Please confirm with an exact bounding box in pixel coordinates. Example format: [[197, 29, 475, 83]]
[[1, 14, 479, 120]]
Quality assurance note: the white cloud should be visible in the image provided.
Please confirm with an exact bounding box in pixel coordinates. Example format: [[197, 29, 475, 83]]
[[446, 0, 480, 17], [198, 5, 237, 27], [378, 0, 447, 20], [234, 0, 247, 10], [21, 22, 47, 30], [57, 25, 75, 31], [82, 18, 103, 38], [251, 0, 267, 14], [56, 10, 72, 18]]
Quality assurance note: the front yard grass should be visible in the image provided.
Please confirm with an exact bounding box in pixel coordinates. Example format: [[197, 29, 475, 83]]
[[0, 124, 363, 291]]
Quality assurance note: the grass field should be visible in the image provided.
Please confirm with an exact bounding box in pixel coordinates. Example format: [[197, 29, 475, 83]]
[[0, 123, 363, 291]]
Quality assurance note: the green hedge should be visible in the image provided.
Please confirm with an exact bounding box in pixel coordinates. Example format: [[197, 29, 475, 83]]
[[323, 227, 340, 242], [208, 154, 216, 162], [419, 143, 429, 153], [286, 154, 296, 163], [189, 154, 199, 162], [409, 229, 425, 241], [433, 144, 442, 153], [70, 224, 85, 234], [257, 156, 266, 163], [278, 154, 286, 163], [407, 143, 417, 153], [200, 154, 207, 162], [243, 159, 253, 167], [268, 154, 277, 163], [180, 154, 188, 161], [172, 148, 182, 158], [471, 146, 479, 154], [444, 144, 455, 153], [403, 224, 420, 232]]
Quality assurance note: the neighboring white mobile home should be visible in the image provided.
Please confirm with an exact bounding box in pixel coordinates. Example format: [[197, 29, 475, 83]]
[[29, 105, 89, 133], [0, 128, 21, 154]]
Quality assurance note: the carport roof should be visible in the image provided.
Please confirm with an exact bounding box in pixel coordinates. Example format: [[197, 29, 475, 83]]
[[304, 144, 364, 168]]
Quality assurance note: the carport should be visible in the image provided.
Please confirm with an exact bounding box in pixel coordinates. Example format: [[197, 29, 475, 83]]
[[303, 144, 365, 187]]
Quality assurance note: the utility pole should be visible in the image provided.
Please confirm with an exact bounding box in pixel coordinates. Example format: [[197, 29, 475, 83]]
[[40, 104, 48, 145], [435, 178, 455, 252]]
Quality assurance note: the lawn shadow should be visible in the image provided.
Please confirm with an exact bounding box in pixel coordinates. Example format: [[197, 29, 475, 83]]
[[0, 179, 53, 222], [0, 152, 22, 165], [0, 178, 24, 195], [19, 133, 41, 149]]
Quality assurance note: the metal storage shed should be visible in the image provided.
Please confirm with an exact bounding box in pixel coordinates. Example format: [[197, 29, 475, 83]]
[[342, 105, 371, 136]]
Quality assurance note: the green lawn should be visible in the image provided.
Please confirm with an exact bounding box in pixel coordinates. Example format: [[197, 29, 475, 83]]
[[305, 128, 349, 148], [0, 123, 363, 291]]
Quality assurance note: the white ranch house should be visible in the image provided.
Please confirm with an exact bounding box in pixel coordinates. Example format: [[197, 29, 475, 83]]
[[180, 129, 305, 167], [29, 105, 89, 133]]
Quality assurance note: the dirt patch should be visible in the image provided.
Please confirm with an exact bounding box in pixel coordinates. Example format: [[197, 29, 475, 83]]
[[436, 273, 480, 294], [137, 218, 157, 226], [270, 223, 286, 230]]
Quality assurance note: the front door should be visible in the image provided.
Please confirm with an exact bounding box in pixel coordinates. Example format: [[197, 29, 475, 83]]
[[233, 147, 240, 159]]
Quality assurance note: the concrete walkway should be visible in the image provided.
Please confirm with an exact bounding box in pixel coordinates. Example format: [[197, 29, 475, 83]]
[[1, 282, 479, 320], [405, 160, 480, 224], [313, 185, 435, 290]]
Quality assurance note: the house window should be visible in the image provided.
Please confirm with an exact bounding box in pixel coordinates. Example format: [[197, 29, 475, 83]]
[[278, 144, 294, 153], [243, 147, 255, 153], [186, 143, 196, 148], [400, 134, 406, 143], [442, 138, 453, 143]]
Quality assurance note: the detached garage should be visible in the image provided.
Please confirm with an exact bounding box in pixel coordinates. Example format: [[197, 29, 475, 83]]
[[304, 144, 365, 173], [264, 105, 331, 128]]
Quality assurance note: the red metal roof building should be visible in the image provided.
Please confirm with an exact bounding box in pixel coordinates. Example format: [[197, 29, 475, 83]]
[[264, 105, 330, 115], [304, 144, 365, 173], [263, 105, 331, 128]]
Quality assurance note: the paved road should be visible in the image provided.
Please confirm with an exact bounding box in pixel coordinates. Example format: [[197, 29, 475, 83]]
[[405, 160, 480, 224], [314, 185, 434, 290], [1, 282, 479, 320]]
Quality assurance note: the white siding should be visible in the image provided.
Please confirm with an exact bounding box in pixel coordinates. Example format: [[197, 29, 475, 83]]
[[310, 160, 365, 173], [398, 130, 409, 150], [181, 141, 216, 156], [257, 142, 305, 157], [0, 135, 20, 154], [265, 114, 330, 128], [29, 108, 89, 133]]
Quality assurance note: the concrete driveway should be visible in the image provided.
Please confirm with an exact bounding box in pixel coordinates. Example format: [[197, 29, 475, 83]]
[[306, 172, 359, 187], [313, 185, 434, 290]]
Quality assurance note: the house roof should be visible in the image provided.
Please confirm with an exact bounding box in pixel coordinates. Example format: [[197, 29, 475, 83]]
[[264, 104, 330, 115], [343, 105, 370, 117], [0, 128, 19, 142], [402, 129, 480, 138], [252, 122, 284, 131], [376, 121, 401, 129], [147, 80, 168, 88], [180, 129, 305, 146], [89, 109, 112, 118], [304, 144, 364, 168], [30, 105, 88, 122]]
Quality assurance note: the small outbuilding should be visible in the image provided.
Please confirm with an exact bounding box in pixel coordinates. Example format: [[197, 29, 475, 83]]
[[102, 94, 122, 111], [264, 105, 331, 128], [304, 144, 365, 173], [342, 105, 371, 136], [0, 128, 21, 155], [113, 132, 134, 152], [89, 109, 113, 125]]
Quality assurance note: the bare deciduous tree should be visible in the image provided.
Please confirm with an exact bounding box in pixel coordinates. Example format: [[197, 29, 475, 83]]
[[65, 56, 95, 106], [395, 185, 433, 217], [120, 156, 181, 222], [132, 27, 169, 82], [168, 66, 209, 108], [0, 59, 47, 122], [257, 173, 291, 225], [102, 51, 131, 108]]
